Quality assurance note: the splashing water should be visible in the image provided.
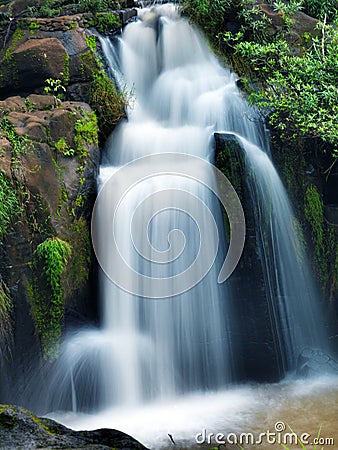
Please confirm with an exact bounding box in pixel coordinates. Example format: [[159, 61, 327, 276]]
[[28, 4, 330, 448]]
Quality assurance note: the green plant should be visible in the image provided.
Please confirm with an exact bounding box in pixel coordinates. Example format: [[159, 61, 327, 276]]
[[74, 111, 99, 159], [273, 0, 303, 15], [89, 70, 131, 140], [0, 171, 22, 239], [0, 277, 13, 345], [54, 137, 75, 157], [0, 117, 26, 155], [44, 77, 66, 101], [78, 0, 111, 13], [225, 19, 338, 157], [180, 0, 235, 43], [92, 13, 121, 34], [30, 237, 71, 358], [86, 35, 97, 52], [302, 0, 338, 21], [305, 184, 327, 282], [28, 20, 40, 34]]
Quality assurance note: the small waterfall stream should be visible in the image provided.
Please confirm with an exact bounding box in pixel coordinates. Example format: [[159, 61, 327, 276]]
[[33, 4, 330, 447]]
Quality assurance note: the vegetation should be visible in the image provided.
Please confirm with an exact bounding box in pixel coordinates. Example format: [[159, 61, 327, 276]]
[[30, 237, 72, 359], [26, 0, 121, 18], [304, 184, 327, 282], [231, 22, 338, 157], [180, 0, 233, 40], [89, 69, 131, 140], [181, 0, 338, 158], [0, 171, 22, 239], [91, 13, 121, 34], [74, 110, 99, 159], [0, 276, 13, 348]]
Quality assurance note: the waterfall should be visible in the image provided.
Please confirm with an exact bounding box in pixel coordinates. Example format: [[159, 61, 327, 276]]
[[32, 2, 327, 425]]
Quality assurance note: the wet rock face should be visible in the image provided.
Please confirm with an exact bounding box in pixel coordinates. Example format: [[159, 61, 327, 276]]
[[0, 95, 99, 396], [214, 133, 282, 382], [297, 349, 338, 377], [0, 405, 149, 450]]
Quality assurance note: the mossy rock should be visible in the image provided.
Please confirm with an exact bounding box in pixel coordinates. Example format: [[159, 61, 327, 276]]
[[0, 405, 149, 449]]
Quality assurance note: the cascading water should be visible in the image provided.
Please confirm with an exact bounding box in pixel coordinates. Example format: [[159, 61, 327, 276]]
[[30, 3, 330, 447]]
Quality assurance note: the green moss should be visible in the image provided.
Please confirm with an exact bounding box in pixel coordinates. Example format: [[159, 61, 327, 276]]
[[86, 35, 97, 52], [62, 53, 70, 86], [79, 49, 99, 79], [92, 12, 121, 35], [28, 20, 40, 35], [74, 110, 99, 160], [304, 184, 327, 283], [0, 171, 22, 239], [3, 28, 26, 60], [29, 237, 72, 359], [0, 276, 13, 345], [65, 217, 91, 294], [89, 70, 130, 141], [0, 117, 26, 156]]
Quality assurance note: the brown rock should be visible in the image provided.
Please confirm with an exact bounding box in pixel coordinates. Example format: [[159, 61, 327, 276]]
[[0, 139, 13, 179], [0, 96, 25, 115], [26, 94, 56, 110], [0, 38, 67, 96]]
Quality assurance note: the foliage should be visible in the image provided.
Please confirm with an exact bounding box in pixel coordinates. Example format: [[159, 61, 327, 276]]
[[0, 276, 13, 347], [304, 185, 327, 282], [74, 111, 99, 159], [0, 117, 26, 155], [65, 217, 91, 293], [180, 0, 235, 42], [222, 18, 338, 157], [28, 21, 40, 34], [30, 237, 71, 359], [55, 137, 75, 157], [44, 77, 66, 101], [89, 70, 131, 140], [0, 171, 22, 239], [86, 35, 97, 52], [26, 0, 117, 17], [78, 0, 109, 13], [91, 13, 121, 34], [302, 0, 338, 21]]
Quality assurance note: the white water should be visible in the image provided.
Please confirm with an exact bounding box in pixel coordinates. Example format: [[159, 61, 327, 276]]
[[40, 3, 329, 447]]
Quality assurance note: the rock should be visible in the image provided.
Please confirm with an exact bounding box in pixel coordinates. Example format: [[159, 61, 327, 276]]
[[119, 8, 137, 25], [0, 405, 148, 449], [297, 348, 338, 377], [0, 37, 67, 97], [214, 132, 283, 382], [325, 205, 338, 226], [0, 95, 100, 393]]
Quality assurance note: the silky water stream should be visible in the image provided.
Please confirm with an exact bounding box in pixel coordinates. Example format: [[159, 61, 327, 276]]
[[33, 4, 337, 449]]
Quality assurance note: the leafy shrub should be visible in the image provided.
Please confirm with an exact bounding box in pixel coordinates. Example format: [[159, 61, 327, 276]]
[[180, 0, 235, 42], [0, 277, 13, 347], [92, 13, 121, 34], [302, 0, 338, 21], [0, 171, 22, 238], [222, 16, 338, 157], [78, 0, 116, 13], [89, 70, 131, 140], [74, 111, 99, 158]]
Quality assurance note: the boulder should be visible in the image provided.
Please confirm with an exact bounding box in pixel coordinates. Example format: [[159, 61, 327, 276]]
[[0, 405, 148, 449], [297, 348, 338, 377], [0, 95, 100, 396], [0, 37, 67, 97]]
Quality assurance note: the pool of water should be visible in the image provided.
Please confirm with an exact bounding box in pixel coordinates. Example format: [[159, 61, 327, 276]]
[[50, 375, 338, 449]]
